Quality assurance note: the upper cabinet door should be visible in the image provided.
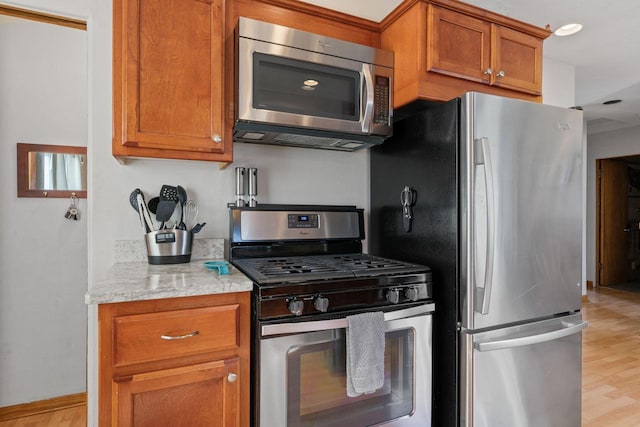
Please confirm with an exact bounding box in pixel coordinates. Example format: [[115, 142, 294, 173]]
[[381, 1, 548, 106], [491, 24, 543, 95], [427, 5, 492, 84], [113, 0, 231, 162]]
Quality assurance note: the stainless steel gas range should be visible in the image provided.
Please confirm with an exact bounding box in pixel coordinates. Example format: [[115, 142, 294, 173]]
[[228, 205, 435, 427]]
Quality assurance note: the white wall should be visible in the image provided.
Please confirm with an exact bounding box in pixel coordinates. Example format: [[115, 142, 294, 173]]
[[542, 58, 576, 108], [0, 15, 87, 406], [585, 126, 640, 282], [0, 0, 87, 19]]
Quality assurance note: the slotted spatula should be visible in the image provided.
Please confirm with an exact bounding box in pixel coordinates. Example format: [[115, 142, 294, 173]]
[[156, 185, 178, 225]]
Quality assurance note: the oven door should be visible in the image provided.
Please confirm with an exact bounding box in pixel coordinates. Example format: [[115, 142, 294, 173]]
[[238, 37, 392, 137], [258, 304, 433, 427]]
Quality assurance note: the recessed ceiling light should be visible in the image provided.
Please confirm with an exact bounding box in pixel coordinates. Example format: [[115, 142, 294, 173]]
[[603, 99, 622, 105], [554, 23, 583, 36]]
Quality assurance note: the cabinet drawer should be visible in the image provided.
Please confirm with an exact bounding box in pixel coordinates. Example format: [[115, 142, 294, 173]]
[[113, 304, 239, 367]]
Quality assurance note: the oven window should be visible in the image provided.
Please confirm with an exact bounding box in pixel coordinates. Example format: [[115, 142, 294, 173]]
[[252, 53, 360, 121], [286, 329, 414, 426]]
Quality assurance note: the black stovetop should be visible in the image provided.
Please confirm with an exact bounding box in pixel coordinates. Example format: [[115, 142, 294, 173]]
[[231, 253, 428, 285]]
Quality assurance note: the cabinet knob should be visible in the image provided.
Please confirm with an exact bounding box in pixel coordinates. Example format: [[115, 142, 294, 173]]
[[496, 70, 505, 78], [227, 373, 237, 383], [212, 134, 222, 143], [483, 68, 493, 76]]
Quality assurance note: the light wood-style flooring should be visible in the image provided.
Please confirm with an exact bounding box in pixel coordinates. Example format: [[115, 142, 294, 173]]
[[0, 405, 85, 427], [1, 285, 638, 427], [582, 285, 640, 426]]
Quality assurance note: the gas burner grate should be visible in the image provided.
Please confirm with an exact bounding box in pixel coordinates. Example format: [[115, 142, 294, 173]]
[[330, 254, 408, 270], [242, 257, 343, 277], [232, 253, 427, 284]]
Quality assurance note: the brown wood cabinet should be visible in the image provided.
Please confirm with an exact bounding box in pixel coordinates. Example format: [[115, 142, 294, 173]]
[[115, 359, 239, 427], [112, 0, 231, 163], [99, 293, 250, 426], [381, 0, 550, 107], [490, 24, 543, 94]]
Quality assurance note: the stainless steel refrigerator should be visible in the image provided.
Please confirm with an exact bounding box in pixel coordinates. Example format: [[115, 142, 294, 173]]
[[369, 92, 587, 427]]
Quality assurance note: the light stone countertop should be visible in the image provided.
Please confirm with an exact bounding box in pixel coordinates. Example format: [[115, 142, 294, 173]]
[[85, 238, 253, 304]]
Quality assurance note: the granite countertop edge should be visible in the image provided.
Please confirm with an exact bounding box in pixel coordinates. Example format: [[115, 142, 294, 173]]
[[85, 259, 253, 305]]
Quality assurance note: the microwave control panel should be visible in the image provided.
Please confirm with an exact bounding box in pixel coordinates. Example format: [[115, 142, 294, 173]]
[[373, 75, 390, 125]]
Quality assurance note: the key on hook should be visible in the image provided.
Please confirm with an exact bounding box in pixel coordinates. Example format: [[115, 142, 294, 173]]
[[64, 194, 80, 221]]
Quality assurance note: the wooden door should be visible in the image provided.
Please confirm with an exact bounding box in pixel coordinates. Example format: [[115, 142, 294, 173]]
[[113, 0, 229, 161], [426, 5, 492, 83], [598, 159, 629, 286], [116, 359, 240, 427], [491, 24, 542, 95]]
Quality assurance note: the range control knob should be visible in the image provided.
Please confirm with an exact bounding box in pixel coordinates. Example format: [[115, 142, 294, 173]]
[[405, 287, 419, 302], [314, 296, 330, 312], [287, 299, 304, 316], [386, 288, 400, 304]]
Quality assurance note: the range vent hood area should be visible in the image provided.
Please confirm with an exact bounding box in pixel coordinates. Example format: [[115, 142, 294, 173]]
[[234, 17, 394, 152], [233, 122, 386, 151]]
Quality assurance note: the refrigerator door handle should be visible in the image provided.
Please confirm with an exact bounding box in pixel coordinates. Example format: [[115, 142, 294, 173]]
[[474, 137, 495, 315], [475, 320, 588, 352]]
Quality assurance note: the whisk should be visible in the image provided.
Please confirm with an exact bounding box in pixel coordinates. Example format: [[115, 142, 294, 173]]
[[184, 200, 198, 231]]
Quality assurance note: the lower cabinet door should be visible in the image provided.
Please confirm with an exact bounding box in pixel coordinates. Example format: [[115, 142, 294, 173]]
[[115, 358, 239, 427]]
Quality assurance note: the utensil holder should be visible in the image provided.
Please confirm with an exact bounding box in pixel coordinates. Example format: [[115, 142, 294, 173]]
[[144, 229, 192, 265]]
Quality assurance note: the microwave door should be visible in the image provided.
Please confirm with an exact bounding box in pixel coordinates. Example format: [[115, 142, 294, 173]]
[[238, 38, 369, 135]]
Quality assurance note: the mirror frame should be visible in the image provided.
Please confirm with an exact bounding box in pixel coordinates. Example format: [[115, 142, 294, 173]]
[[17, 143, 87, 198]]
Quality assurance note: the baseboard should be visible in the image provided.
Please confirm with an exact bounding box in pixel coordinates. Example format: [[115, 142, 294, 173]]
[[0, 392, 86, 421], [581, 281, 593, 303]]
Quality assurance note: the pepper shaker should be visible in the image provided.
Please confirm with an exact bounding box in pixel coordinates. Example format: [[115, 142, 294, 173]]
[[235, 167, 246, 207], [248, 168, 258, 207]]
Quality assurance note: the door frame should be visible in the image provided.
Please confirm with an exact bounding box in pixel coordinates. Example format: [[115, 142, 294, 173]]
[[596, 159, 601, 286], [595, 155, 640, 287]]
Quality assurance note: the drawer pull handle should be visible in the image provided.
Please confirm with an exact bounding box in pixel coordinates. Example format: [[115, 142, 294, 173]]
[[160, 330, 200, 340], [227, 373, 237, 383]]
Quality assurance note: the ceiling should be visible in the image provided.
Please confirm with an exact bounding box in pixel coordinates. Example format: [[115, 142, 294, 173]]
[[301, 0, 640, 135]]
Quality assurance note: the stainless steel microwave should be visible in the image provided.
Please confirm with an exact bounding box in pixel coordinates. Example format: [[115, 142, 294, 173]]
[[234, 17, 394, 151]]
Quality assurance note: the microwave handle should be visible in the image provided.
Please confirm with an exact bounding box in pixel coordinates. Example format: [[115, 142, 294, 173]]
[[261, 303, 435, 337], [361, 65, 374, 134]]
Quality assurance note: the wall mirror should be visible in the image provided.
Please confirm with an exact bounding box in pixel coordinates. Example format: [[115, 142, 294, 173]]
[[17, 143, 87, 198]]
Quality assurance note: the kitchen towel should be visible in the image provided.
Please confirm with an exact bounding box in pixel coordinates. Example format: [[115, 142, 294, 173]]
[[346, 311, 386, 397]]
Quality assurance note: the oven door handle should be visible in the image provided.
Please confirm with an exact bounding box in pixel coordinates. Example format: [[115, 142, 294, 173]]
[[261, 303, 435, 337]]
